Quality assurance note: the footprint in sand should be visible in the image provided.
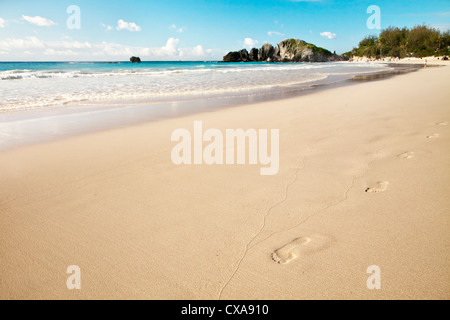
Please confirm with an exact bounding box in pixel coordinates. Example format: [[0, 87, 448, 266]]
[[272, 237, 311, 265], [436, 122, 448, 126], [398, 152, 415, 159], [365, 181, 389, 193], [427, 133, 440, 139]]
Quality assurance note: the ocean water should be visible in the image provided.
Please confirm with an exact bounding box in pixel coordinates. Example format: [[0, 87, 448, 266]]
[[0, 61, 390, 112]]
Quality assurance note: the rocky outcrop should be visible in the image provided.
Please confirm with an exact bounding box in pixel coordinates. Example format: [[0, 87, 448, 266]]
[[222, 39, 348, 63], [239, 49, 250, 62], [276, 39, 340, 62], [130, 56, 141, 63], [258, 43, 275, 62], [223, 49, 251, 62], [249, 48, 259, 61], [273, 45, 281, 61], [223, 51, 242, 62]]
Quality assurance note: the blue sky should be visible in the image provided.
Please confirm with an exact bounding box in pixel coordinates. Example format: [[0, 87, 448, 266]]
[[0, 0, 449, 61]]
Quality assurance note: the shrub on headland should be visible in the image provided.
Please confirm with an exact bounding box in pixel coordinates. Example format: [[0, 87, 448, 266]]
[[346, 25, 450, 59]]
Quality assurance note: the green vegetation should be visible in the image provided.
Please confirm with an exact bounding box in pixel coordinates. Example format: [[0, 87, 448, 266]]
[[285, 39, 332, 57], [288, 38, 299, 48], [347, 25, 450, 59], [313, 46, 332, 56]]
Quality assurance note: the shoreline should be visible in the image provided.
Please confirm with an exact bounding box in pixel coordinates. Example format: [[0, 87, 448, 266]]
[[1, 64, 449, 299], [0, 62, 427, 152]]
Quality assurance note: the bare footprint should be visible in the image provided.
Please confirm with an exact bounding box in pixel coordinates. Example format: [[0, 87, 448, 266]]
[[272, 237, 311, 264], [365, 181, 389, 193], [398, 151, 415, 159], [436, 122, 448, 126], [427, 134, 440, 139], [271, 234, 331, 265]]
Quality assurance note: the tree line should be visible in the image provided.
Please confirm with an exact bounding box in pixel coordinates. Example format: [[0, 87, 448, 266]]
[[347, 25, 450, 59]]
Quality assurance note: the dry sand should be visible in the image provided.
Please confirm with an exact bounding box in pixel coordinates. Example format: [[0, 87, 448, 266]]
[[1, 65, 449, 300], [352, 56, 450, 66]]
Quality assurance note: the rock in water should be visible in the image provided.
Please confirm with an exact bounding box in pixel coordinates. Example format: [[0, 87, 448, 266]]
[[249, 48, 259, 61], [277, 39, 333, 62], [258, 43, 275, 62], [222, 39, 348, 63], [222, 49, 250, 62], [130, 56, 141, 63], [272, 45, 281, 61], [239, 49, 250, 62], [223, 51, 243, 62]]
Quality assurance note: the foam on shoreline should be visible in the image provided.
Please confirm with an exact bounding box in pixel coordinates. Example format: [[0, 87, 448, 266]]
[[0, 63, 424, 151]]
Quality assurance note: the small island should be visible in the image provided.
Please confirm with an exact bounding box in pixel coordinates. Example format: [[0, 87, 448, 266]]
[[130, 56, 141, 63], [223, 39, 348, 63]]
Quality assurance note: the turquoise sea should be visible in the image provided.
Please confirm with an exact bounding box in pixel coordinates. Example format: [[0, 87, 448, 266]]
[[0, 61, 390, 112]]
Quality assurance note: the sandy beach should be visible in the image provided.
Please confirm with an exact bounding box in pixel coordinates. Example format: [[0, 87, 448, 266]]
[[1, 65, 449, 300]]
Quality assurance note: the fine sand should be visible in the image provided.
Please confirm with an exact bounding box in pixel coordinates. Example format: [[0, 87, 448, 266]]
[[0, 65, 449, 300], [352, 56, 450, 66]]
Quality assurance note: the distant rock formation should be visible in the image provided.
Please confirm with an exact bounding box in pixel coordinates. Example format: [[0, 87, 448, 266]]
[[222, 39, 348, 63], [258, 43, 275, 61], [249, 48, 259, 61], [239, 49, 250, 62], [223, 49, 251, 62], [130, 56, 141, 63]]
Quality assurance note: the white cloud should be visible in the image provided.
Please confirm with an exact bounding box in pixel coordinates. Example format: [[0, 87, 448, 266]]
[[0, 36, 45, 49], [169, 24, 184, 33], [94, 41, 134, 57], [44, 48, 79, 56], [101, 23, 113, 31], [140, 39, 218, 60], [116, 19, 141, 32], [320, 32, 337, 39], [22, 15, 56, 27], [192, 45, 205, 56], [0, 18, 5, 28], [267, 31, 284, 37], [243, 38, 260, 48], [153, 37, 180, 56], [432, 23, 450, 31], [0, 36, 217, 61], [179, 45, 206, 57], [52, 41, 92, 49]]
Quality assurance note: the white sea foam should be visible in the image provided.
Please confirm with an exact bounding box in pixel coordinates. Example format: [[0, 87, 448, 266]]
[[0, 62, 389, 112]]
